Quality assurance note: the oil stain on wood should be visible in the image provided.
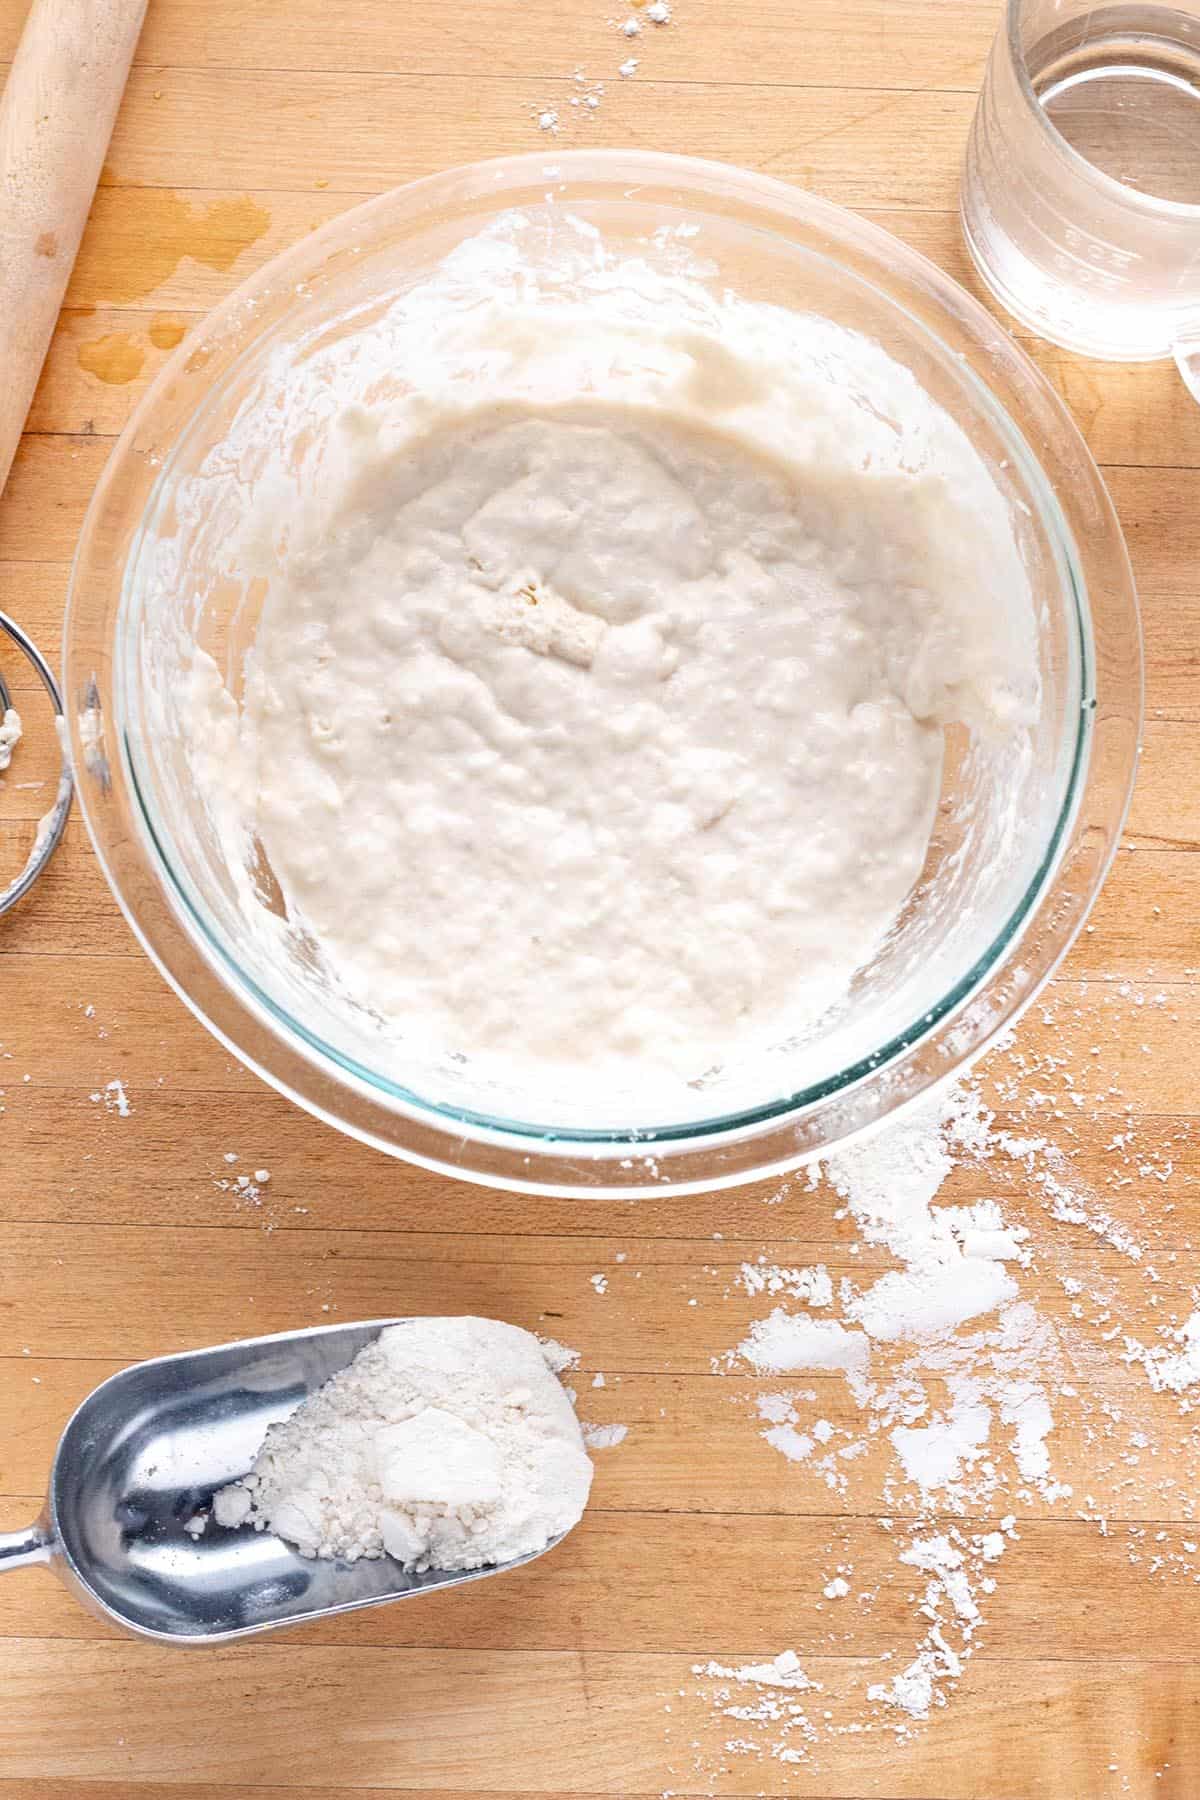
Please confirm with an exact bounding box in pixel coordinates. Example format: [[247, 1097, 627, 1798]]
[[149, 315, 188, 351], [70, 189, 271, 306], [76, 333, 146, 386], [76, 315, 187, 388]]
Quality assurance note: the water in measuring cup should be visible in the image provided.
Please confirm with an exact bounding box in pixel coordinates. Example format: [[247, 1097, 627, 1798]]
[[1028, 5, 1200, 206], [962, 2, 1200, 360]]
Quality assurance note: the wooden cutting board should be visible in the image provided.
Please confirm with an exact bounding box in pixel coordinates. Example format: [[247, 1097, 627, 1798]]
[[1, 2, 1198, 1796]]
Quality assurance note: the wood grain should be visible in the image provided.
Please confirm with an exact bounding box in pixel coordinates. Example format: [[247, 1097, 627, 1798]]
[[2, 1, 1199, 1796], [0, 1641, 1195, 1797], [0, 0, 146, 490], [0, 0, 1001, 90]]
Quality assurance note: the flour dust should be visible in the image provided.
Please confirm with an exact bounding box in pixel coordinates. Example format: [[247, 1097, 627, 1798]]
[[662, 978, 1200, 1781], [532, 1, 674, 133]]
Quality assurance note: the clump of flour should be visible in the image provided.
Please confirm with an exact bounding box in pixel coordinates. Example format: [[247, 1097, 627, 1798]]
[[89, 1077, 132, 1117], [214, 1317, 593, 1570], [0, 709, 20, 772]]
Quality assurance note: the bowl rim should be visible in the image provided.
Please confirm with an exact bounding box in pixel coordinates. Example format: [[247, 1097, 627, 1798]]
[[65, 148, 1143, 1195]]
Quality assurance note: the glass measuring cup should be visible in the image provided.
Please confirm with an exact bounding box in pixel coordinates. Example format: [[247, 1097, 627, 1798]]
[[961, 0, 1200, 394]]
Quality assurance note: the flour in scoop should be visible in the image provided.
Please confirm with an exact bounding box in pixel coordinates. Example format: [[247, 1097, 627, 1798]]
[[213, 1317, 593, 1569]]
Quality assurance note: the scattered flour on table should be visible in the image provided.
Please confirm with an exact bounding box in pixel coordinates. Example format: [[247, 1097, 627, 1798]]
[[685, 996, 1200, 1774], [213, 1317, 593, 1570], [532, 1, 673, 129], [708, 1083, 1064, 1748], [214, 1164, 271, 1208], [583, 1421, 628, 1449], [89, 1078, 132, 1117]]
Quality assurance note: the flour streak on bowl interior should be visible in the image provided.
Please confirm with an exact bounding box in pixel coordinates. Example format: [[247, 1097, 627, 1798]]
[[70, 154, 1138, 1187]]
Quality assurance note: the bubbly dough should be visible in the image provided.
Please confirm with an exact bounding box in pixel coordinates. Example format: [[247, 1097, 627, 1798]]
[[176, 219, 1038, 1109], [228, 403, 962, 1081]]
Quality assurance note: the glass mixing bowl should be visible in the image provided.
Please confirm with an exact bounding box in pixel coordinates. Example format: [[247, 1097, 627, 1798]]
[[64, 151, 1141, 1196]]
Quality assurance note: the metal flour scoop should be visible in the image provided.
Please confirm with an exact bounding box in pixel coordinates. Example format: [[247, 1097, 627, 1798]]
[[0, 1321, 569, 1643]]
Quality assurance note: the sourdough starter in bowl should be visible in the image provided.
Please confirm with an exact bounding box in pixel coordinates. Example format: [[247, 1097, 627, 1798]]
[[155, 213, 1040, 1126]]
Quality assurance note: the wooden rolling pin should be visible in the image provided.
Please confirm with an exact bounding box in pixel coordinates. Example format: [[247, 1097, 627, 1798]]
[[0, 0, 147, 496]]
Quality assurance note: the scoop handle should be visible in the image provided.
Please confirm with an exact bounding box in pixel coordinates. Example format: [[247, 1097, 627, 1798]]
[[0, 1521, 52, 1571], [0, 0, 148, 496]]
